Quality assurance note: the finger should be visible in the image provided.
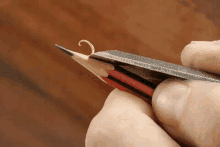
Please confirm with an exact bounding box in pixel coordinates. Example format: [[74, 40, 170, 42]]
[[152, 79, 220, 147], [181, 40, 220, 74], [102, 89, 154, 118], [86, 89, 180, 147]]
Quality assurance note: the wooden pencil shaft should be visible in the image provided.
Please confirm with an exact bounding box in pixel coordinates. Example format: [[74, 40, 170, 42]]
[[114, 66, 157, 89], [101, 76, 152, 104], [107, 70, 154, 96], [101, 76, 127, 91], [107, 75, 152, 101]]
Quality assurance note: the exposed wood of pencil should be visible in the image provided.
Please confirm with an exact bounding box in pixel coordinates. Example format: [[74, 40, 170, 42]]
[[56, 44, 115, 83]]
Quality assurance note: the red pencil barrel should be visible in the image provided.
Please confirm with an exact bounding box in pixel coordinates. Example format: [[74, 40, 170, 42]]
[[107, 70, 154, 96]]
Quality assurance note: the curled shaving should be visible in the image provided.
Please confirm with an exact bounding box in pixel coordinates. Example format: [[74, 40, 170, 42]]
[[78, 40, 95, 55]]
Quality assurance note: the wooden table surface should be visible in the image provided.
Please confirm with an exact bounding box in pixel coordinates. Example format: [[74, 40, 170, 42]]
[[0, 0, 219, 146]]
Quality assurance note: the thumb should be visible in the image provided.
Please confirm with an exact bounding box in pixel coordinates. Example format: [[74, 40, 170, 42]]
[[152, 79, 220, 147]]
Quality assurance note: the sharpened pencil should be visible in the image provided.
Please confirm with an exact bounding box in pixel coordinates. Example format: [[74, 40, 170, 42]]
[[55, 42, 220, 104], [55, 44, 157, 103]]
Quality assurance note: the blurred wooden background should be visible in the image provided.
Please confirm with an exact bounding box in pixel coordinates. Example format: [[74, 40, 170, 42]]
[[0, 0, 219, 146]]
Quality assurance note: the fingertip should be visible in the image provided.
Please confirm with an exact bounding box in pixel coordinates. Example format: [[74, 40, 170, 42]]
[[180, 43, 196, 67], [180, 41, 212, 67], [181, 41, 215, 66], [152, 79, 190, 127], [181, 41, 220, 74], [152, 79, 181, 107], [152, 79, 220, 146]]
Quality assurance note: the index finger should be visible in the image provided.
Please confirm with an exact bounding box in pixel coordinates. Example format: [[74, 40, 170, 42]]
[[181, 40, 220, 75]]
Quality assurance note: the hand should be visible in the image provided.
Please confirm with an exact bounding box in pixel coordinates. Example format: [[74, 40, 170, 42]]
[[85, 40, 220, 147]]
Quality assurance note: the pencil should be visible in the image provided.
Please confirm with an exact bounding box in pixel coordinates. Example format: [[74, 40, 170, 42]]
[[55, 40, 220, 104], [55, 44, 156, 103]]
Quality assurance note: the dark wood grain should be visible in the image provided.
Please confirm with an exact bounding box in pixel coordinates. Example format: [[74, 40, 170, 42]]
[[0, 0, 220, 146]]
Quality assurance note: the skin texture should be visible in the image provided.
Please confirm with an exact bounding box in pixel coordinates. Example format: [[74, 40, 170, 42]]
[[86, 40, 220, 147]]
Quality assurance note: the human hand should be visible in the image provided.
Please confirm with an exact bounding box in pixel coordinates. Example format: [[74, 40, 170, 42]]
[[85, 40, 220, 147]]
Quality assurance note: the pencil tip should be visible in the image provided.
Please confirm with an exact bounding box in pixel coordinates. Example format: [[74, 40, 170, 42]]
[[55, 44, 74, 56]]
